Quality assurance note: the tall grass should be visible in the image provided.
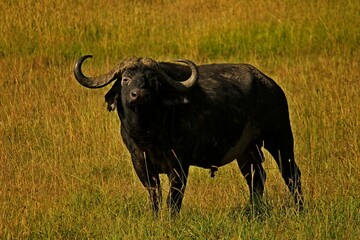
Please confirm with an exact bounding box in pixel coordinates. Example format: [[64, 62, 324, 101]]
[[1, 0, 359, 239]]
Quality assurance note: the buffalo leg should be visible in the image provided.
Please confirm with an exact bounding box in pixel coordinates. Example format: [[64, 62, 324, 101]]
[[131, 152, 162, 215], [167, 166, 189, 216], [237, 145, 266, 205], [264, 136, 304, 209]]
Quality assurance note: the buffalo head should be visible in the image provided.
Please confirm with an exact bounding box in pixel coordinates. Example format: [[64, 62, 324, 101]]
[[74, 55, 199, 111]]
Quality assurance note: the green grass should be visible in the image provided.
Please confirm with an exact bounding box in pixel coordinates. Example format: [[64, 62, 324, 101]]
[[1, 0, 359, 239]]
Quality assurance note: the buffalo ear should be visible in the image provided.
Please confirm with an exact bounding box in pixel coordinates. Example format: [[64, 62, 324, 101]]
[[105, 92, 118, 111], [104, 80, 121, 112]]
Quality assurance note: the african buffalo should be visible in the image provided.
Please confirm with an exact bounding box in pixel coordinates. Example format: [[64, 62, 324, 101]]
[[73, 55, 304, 215]]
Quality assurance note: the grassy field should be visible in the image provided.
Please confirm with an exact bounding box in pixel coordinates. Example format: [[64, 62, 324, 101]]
[[1, 0, 359, 239]]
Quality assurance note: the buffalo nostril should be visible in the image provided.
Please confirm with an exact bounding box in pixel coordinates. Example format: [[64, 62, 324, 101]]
[[130, 91, 138, 100]]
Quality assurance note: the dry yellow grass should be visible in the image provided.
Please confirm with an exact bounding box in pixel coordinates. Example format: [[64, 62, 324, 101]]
[[1, 0, 359, 238]]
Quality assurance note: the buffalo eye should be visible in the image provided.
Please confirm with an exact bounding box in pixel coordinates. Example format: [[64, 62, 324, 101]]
[[121, 77, 131, 86]]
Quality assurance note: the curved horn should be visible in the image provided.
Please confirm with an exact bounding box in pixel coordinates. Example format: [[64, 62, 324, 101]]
[[74, 55, 121, 89], [159, 59, 199, 92]]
